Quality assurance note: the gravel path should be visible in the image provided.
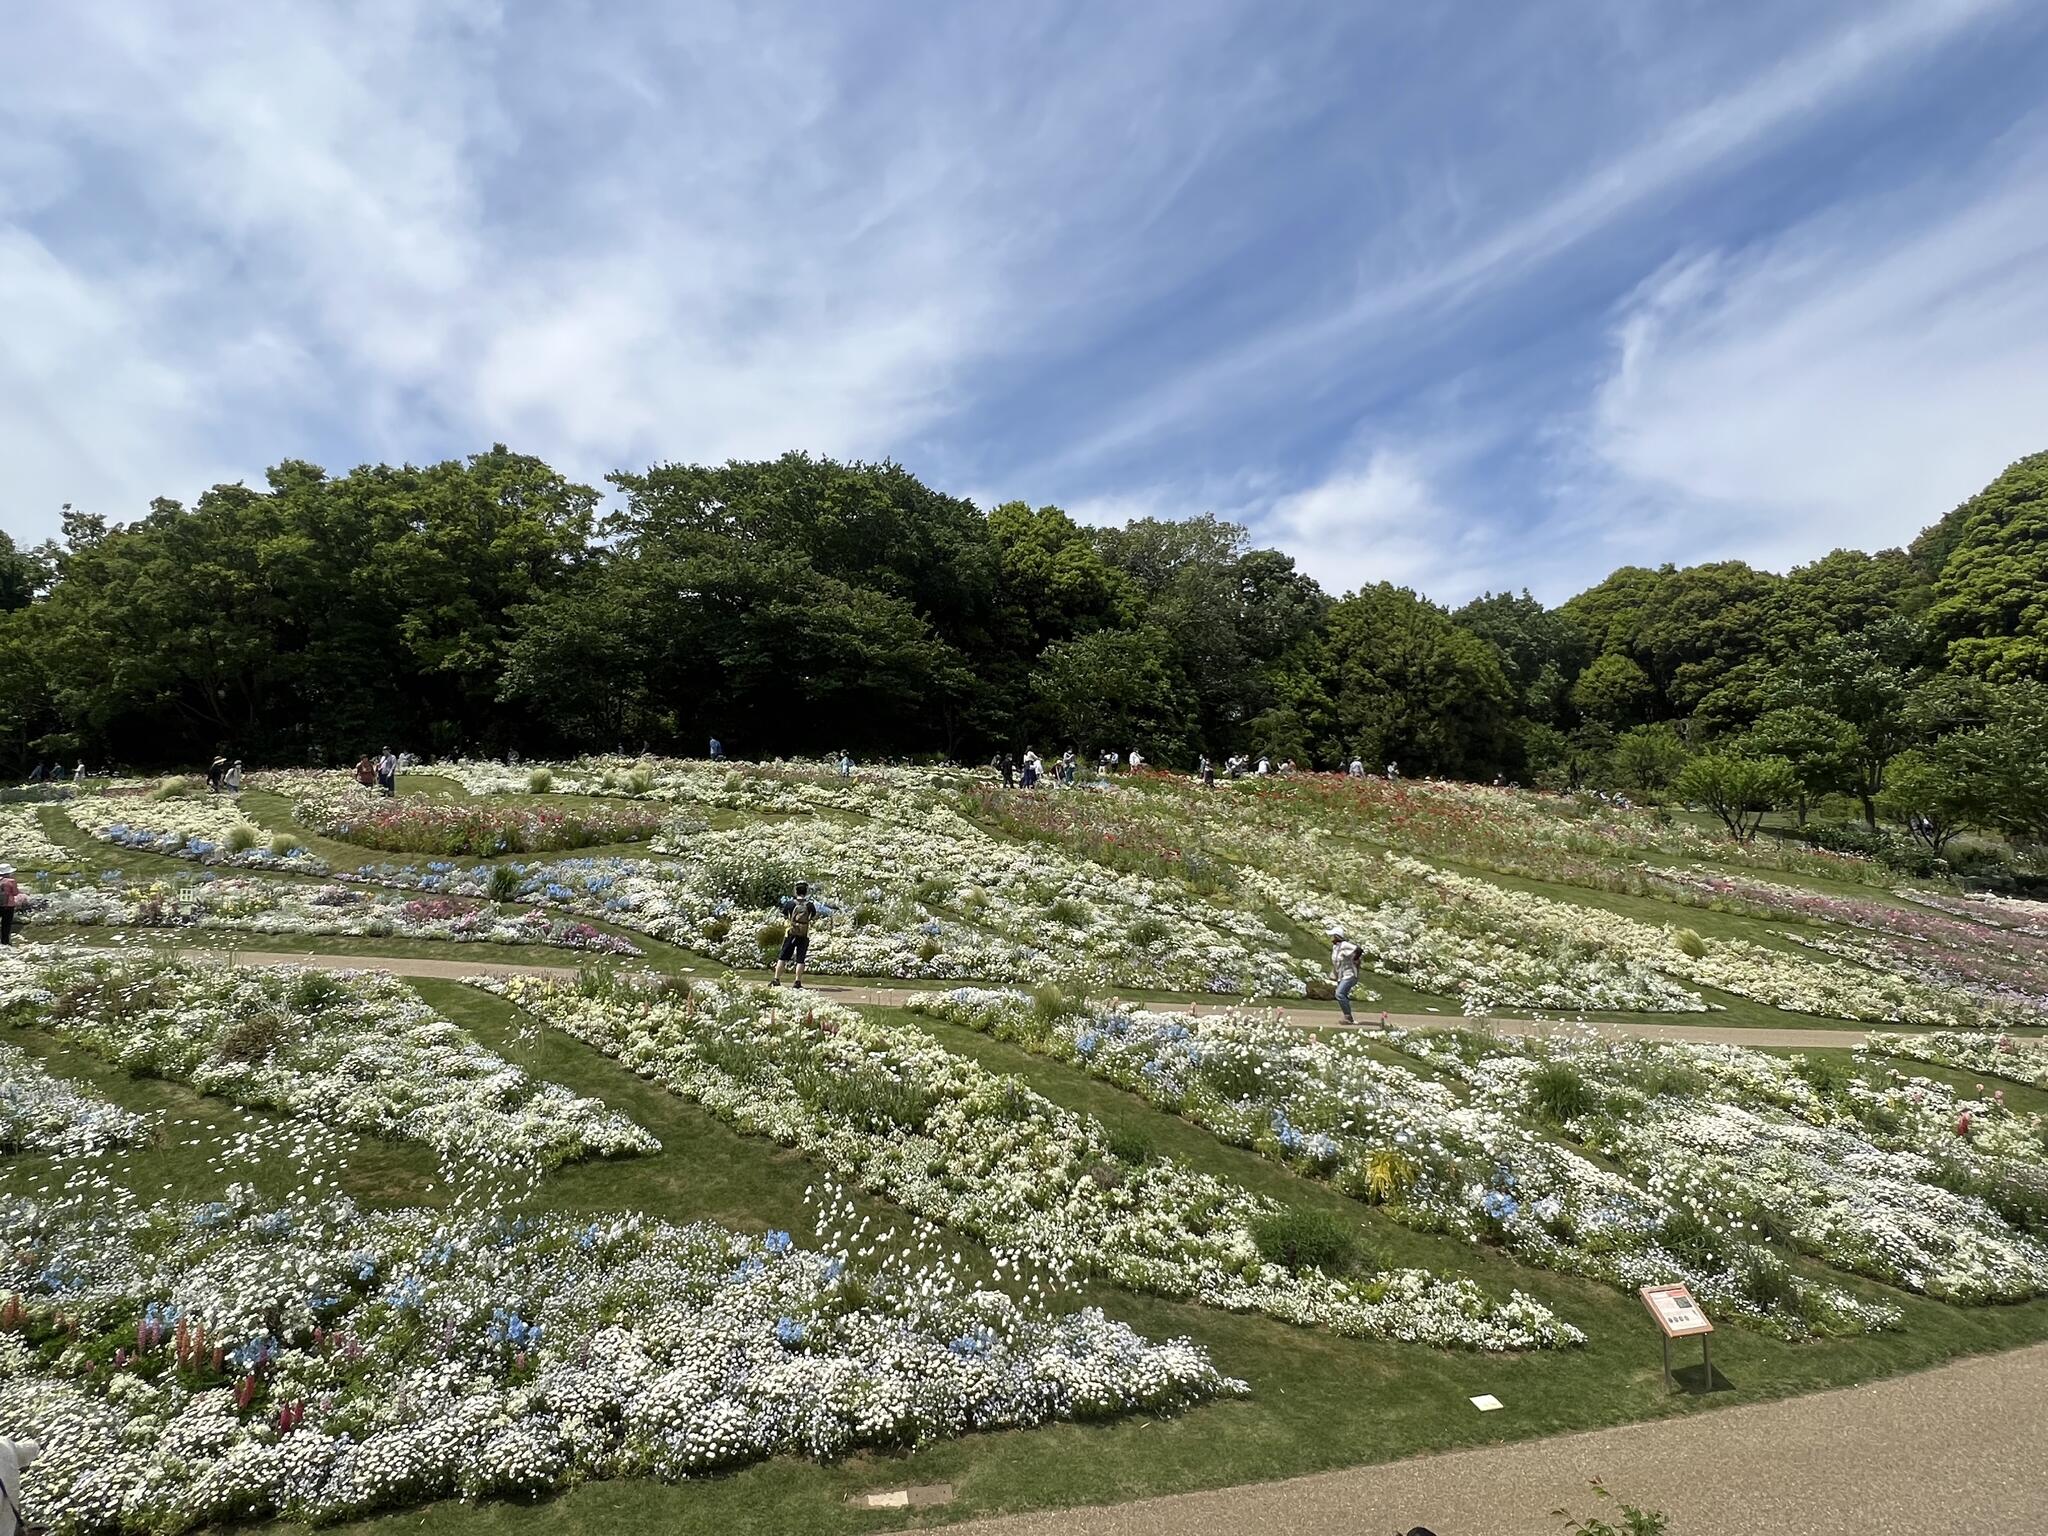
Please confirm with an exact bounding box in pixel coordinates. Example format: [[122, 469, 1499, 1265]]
[[175, 949, 1874, 1048], [936, 1342, 2048, 1536]]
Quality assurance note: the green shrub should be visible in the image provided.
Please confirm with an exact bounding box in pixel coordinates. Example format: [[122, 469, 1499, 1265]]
[[624, 767, 655, 795], [151, 776, 193, 801], [1673, 927, 1707, 958], [214, 1009, 289, 1065], [700, 915, 732, 941], [797, 1066, 937, 1132], [1030, 982, 1085, 1024], [1047, 896, 1090, 928], [1528, 1060, 1597, 1124], [1103, 1118, 1155, 1165], [916, 936, 942, 962], [527, 767, 554, 793], [269, 832, 301, 857], [487, 864, 525, 903], [1249, 1206, 1357, 1275], [704, 852, 801, 910], [1656, 1207, 1726, 1269], [223, 823, 259, 854], [1200, 1049, 1267, 1103], [756, 921, 787, 954], [1792, 1053, 1852, 1098], [912, 874, 955, 905], [286, 971, 346, 1013], [1735, 1248, 1807, 1319], [1126, 914, 1172, 947]]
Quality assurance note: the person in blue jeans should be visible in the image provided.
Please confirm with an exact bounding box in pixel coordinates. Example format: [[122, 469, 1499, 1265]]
[[1329, 927, 1363, 1025]]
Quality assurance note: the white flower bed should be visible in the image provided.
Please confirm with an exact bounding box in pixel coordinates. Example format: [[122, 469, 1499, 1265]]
[[0, 1188, 1239, 1532], [339, 817, 1319, 994], [479, 976, 1580, 1351], [29, 876, 640, 956], [0, 806, 77, 874], [1251, 854, 2004, 1025], [1392, 1030, 2048, 1304], [0, 950, 656, 1168], [1865, 1031, 2048, 1092], [65, 795, 328, 874], [0, 1041, 149, 1157], [908, 989, 1887, 1337]]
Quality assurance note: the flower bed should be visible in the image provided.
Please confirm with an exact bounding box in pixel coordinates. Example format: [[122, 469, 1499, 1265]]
[[65, 794, 327, 874], [1864, 1031, 2048, 1092], [0, 1041, 150, 1157], [1391, 1030, 2048, 1304], [1247, 855, 2013, 1026], [269, 773, 666, 857], [338, 807, 1322, 994], [908, 989, 1887, 1337], [479, 975, 1580, 1350], [0, 950, 656, 1168], [0, 806, 77, 875], [0, 1188, 1238, 1532], [29, 875, 640, 957]]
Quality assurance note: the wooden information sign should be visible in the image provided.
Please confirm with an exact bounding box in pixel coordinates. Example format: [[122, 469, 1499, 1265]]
[[1639, 1284, 1713, 1391]]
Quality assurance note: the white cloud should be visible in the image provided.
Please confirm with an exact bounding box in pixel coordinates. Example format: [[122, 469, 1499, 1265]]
[[1256, 450, 1504, 601], [1050, 0, 2020, 473], [1582, 145, 2048, 565], [0, 2, 1313, 535]]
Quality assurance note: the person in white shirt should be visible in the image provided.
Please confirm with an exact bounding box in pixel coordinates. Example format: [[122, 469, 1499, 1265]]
[[1349, 758, 1364, 777], [2, 1438, 40, 1536], [1329, 927, 1364, 1025], [1256, 756, 1270, 776]]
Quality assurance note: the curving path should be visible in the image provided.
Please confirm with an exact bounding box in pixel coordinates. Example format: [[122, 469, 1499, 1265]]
[[165, 946, 1875, 1048], [935, 1341, 2048, 1536]]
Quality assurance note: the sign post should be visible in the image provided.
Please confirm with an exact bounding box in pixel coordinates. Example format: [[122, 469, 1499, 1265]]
[[1639, 1283, 1713, 1393]]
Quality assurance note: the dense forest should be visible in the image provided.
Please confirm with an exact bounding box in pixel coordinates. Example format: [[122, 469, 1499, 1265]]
[[1, 446, 2043, 855]]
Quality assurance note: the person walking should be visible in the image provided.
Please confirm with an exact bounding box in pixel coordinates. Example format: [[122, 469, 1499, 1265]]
[[1329, 926, 1363, 1026], [1020, 749, 1041, 788], [223, 759, 243, 793], [709, 736, 724, 761], [71, 761, 84, 784], [354, 754, 376, 788], [772, 881, 818, 988], [1199, 753, 1213, 788], [376, 747, 398, 796], [996, 752, 1014, 788], [206, 757, 226, 793], [1349, 757, 1364, 777], [1, 1436, 41, 1536], [0, 866, 21, 947]]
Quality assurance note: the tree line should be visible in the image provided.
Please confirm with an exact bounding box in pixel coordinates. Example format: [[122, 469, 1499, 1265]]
[[0, 445, 2042, 852]]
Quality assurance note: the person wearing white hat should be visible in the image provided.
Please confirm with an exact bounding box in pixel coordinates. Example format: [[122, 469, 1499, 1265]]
[[0, 866, 19, 947], [1329, 926, 1363, 1025], [1, 1436, 40, 1536]]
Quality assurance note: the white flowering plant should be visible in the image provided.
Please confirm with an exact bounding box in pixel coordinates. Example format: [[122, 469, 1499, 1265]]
[[0, 1041, 150, 1157], [0, 949, 656, 1168], [907, 989, 1891, 1337], [0, 1186, 1241, 1533], [477, 974, 1581, 1351]]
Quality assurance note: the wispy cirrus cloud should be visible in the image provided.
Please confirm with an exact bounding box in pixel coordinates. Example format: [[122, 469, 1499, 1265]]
[[2, 0, 2045, 616]]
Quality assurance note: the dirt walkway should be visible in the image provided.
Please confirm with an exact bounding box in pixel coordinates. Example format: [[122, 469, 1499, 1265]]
[[937, 1342, 2048, 1536], [186, 949, 1873, 1049]]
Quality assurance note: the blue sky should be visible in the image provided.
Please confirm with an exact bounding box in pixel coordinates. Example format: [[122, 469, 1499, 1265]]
[[5, 0, 2047, 602]]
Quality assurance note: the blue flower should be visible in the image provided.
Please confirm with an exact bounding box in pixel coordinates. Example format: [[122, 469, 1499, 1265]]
[[774, 1317, 807, 1346], [763, 1230, 793, 1255]]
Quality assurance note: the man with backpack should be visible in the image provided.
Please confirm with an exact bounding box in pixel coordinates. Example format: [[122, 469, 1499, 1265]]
[[0, 866, 21, 947], [772, 880, 818, 988]]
